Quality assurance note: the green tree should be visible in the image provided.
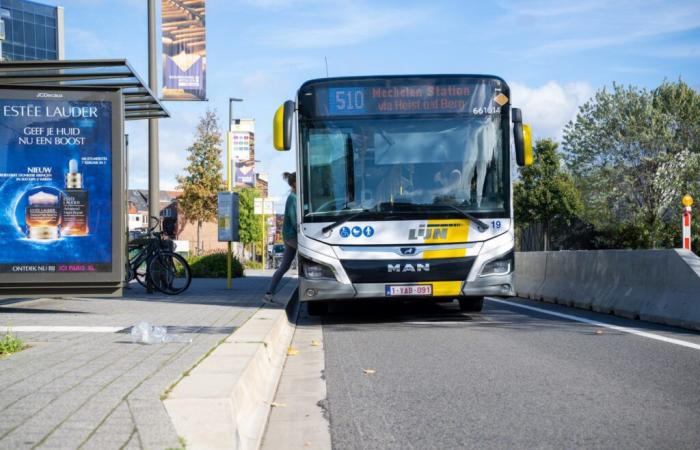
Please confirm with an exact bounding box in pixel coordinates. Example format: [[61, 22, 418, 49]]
[[563, 80, 700, 248], [514, 139, 583, 250], [236, 187, 262, 258], [176, 110, 224, 254]]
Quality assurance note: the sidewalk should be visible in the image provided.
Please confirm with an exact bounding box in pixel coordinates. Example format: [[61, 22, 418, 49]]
[[0, 270, 296, 450]]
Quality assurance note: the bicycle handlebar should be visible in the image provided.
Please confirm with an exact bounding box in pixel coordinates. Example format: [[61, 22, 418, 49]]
[[147, 216, 161, 234]]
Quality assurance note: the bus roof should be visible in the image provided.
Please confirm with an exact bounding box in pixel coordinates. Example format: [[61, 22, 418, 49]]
[[299, 74, 509, 92]]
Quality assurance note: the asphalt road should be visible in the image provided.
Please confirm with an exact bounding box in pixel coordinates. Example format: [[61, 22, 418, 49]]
[[318, 297, 700, 450]]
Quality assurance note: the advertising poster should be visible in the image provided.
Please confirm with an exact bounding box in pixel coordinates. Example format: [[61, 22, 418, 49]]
[[217, 191, 239, 242], [235, 160, 256, 187], [161, 0, 206, 101], [0, 90, 113, 274]]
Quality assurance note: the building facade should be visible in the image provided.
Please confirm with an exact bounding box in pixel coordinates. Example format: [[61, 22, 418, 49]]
[[0, 0, 64, 61], [127, 189, 228, 256]]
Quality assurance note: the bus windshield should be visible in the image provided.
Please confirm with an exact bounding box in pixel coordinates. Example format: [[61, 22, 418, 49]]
[[300, 114, 508, 221]]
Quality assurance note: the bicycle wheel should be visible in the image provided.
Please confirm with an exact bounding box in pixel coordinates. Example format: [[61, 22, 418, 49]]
[[135, 260, 149, 288], [148, 251, 192, 295], [128, 247, 150, 288]]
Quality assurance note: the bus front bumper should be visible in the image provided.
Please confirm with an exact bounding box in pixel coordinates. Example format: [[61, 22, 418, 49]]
[[298, 272, 515, 302]]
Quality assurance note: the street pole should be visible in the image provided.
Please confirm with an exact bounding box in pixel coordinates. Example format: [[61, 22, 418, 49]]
[[147, 0, 160, 228], [682, 194, 693, 251], [227, 98, 243, 289], [146, 0, 160, 294], [262, 212, 266, 269]]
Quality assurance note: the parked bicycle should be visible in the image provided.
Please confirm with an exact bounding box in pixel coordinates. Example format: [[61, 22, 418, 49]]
[[126, 217, 192, 295]]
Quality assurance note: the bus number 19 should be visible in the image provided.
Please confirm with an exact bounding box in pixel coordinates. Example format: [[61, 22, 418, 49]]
[[335, 90, 364, 111]]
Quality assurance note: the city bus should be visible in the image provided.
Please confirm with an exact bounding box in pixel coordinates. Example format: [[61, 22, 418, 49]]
[[273, 75, 532, 315]]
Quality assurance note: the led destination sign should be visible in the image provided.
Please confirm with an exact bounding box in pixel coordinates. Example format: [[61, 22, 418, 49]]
[[307, 77, 507, 117]]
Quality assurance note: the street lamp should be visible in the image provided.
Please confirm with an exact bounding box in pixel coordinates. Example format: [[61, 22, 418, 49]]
[[226, 98, 243, 289]]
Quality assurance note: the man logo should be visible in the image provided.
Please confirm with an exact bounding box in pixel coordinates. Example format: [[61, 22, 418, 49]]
[[408, 224, 448, 240], [387, 263, 430, 273], [400, 248, 417, 256]]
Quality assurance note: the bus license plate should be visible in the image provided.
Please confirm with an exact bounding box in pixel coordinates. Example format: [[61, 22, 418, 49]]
[[385, 285, 432, 297]]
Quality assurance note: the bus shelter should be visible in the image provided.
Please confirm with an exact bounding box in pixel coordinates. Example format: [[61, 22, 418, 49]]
[[0, 59, 168, 298]]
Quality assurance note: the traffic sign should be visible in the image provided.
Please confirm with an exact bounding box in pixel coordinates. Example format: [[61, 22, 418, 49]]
[[254, 198, 274, 215]]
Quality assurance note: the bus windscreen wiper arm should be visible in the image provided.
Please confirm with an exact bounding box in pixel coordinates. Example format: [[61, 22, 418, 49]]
[[321, 209, 374, 234], [435, 204, 489, 232]]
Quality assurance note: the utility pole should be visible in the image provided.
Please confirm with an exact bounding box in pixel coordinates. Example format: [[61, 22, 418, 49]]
[[147, 0, 160, 227], [227, 98, 243, 289]]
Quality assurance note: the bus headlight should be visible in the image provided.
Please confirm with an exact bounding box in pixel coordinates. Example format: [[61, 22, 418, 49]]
[[479, 252, 513, 277], [300, 256, 336, 280]]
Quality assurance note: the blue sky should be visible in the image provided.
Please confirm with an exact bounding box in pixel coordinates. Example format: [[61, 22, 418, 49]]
[[39, 0, 700, 207]]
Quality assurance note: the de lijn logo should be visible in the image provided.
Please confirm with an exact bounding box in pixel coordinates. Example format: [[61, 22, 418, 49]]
[[339, 225, 374, 238]]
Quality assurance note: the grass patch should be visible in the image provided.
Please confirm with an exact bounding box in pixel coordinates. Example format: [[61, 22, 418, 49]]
[[0, 328, 25, 356]]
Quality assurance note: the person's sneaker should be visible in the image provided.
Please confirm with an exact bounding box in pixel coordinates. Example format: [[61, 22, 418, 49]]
[[263, 293, 276, 304]]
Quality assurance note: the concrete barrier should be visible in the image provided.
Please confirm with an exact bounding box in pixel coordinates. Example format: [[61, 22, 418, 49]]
[[514, 251, 547, 301], [515, 249, 700, 331], [164, 282, 299, 450]]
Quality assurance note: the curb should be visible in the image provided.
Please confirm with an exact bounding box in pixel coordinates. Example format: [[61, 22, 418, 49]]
[[163, 280, 299, 450]]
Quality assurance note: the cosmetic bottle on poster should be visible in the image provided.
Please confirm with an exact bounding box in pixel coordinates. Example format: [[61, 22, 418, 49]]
[[61, 159, 89, 236], [25, 191, 61, 240]]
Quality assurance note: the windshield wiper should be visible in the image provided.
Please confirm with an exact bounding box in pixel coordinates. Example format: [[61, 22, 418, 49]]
[[433, 203, 490, 232]]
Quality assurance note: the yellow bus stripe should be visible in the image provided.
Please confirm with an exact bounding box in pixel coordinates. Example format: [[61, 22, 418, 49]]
[[419, 281, 463, 296], [422, 248, 467, 259]]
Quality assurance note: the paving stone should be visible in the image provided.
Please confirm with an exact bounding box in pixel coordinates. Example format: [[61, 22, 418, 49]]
[[49, 401, 134, 450], [0, 275, 295, 450]]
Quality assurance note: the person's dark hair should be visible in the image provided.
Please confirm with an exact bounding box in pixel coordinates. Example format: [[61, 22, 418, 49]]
[[283, 171, 296, 188]]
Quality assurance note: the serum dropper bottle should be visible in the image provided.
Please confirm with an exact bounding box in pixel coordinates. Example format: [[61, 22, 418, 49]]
[[62, 159, 89, 236]]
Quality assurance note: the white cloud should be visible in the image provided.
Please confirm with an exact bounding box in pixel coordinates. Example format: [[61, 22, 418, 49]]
[[125, 108, 203, 190], [498, 0, 700, 57], [643, 44, 700, 60], [510, 81, 594, 141]]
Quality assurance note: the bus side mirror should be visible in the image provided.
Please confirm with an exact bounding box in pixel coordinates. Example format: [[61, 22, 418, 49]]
[[512, 108, 533, 166], [273, 100, 295, 151]]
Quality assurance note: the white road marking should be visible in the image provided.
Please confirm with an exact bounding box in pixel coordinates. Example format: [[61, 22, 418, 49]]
[[487, 298, 700, 351], [6, 326, 126, 333]]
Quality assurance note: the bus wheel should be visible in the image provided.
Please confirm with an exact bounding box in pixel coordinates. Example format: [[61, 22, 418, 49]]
[[458, 296, 484, 312], [307, 301, 328, 316]]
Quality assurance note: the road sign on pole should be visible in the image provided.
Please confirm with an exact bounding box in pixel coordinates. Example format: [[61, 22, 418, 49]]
[[682, 194, 693, 251], [254, 198, 274, 216]]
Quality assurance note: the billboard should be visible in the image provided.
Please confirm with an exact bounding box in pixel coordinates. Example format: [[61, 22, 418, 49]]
[[230, 131, 252, 163], [0, 87, 123, 287], [235, 160, 256, 187], [161, 0, 206, 101]]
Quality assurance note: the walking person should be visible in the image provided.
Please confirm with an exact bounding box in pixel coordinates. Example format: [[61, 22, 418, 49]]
[[264, 172, 297, 303]]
